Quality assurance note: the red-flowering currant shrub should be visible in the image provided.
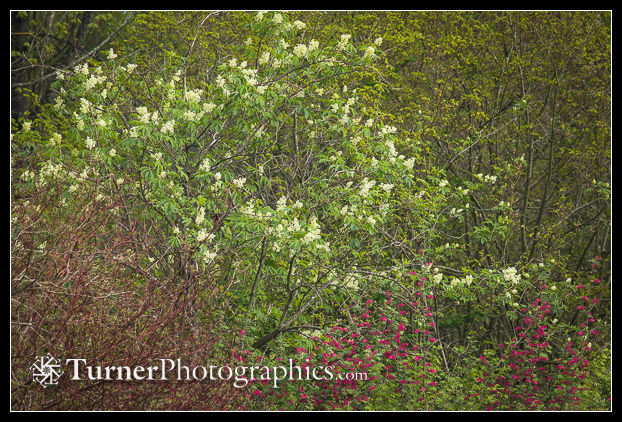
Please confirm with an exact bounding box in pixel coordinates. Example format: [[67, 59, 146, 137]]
[[240, 278, 447, 410], [468, 294, 609, 410]]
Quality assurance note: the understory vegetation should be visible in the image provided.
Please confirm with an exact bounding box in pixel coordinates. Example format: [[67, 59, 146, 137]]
[[11, 10, 611, 411]]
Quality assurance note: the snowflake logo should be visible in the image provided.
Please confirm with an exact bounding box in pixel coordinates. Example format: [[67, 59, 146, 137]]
[[30, 353, 63, 387]]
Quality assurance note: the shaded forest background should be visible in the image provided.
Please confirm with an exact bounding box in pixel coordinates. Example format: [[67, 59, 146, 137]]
[[11, 11, 611, 411]]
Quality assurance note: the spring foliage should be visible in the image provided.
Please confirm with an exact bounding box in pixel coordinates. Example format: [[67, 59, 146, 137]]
[[11, 11, 610, 410]]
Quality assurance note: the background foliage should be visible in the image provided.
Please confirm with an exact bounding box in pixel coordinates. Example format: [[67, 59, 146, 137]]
[[11, 10, 611, 411]]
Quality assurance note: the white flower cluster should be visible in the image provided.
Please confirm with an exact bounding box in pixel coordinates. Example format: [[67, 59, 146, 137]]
[[71, 113, 84, 131], [329, 151, 343, 161], [272, 12, 283, 24], [160, 120, 175, 135], [77, 167, 90, 182], [485, 174, 497, 184], [359, 178, 376, 198], [449, 277, 466, 287], [85, 137, 96, 150], [363, 45, 376, 60], [197, 228, 207, 242], [182, 110, 199, 122], [289, 217, 301, 231], [79, 98, 91, 115], [215, 74, 226, 89], [476, 173, 497, 184], [21, 169, 35, 181], [186, 89, 203, 103], [302, 217, 322, 244], [240, 200, 256, 216], [39, 160, 63, 181], [385, 139, 397, 162], [84, 73, 107, 90], [137, 106, 151, 123], [258, 51, 271, 65], [124, 126, 137, 137], [336, 34, 351, 51], [403, 157, 415, 170], [449, 207, 463, 216], [195, 206, 206, 225], [344, 276, 359, 290], [49, 132, 62, 146], [276, 196, 288, 211], [240, 67, 259, 86], [380, 183, 394, 193], [293, 43, 308, 58], [379, 125, 397, 136], [232, 177, 246, 188], [75, 62, 89, 76], [203, 102, 217, 113], [502, 267, 521, 284], [210, 172, 223, 192]]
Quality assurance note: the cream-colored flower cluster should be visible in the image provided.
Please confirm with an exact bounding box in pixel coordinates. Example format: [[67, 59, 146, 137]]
[[359, 178, 376, 198], [363, 45, 376, 60], [475, 173, 497, 184], [160, 120, 175, 135], [186, 88, 203, 103], [336, 34, 351, 51], [502, 267, 521, 284], [302, 217, 321, 244], [293, 44, 308, 58]]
